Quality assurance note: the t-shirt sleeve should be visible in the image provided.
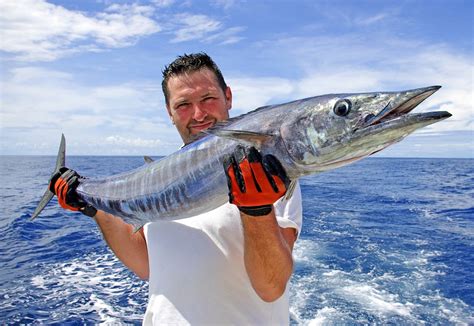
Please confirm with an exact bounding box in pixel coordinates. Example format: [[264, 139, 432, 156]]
[[273, 180, 303, 238]]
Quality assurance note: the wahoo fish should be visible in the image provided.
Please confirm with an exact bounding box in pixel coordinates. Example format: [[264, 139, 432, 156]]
[[31, 86, 451, 230]]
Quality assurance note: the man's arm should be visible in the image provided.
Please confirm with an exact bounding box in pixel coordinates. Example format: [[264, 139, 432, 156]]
[[223, 145, 298, 302], [50, 168, 149, 280], [241, 209, 296, 302], [94, 210, 149, 280]]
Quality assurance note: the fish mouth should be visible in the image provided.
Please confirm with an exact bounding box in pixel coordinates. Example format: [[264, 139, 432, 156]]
[[360, 85, 451, 130]]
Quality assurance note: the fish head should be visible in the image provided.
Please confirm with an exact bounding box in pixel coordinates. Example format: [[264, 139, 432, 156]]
[[280, 86, 451, 173]]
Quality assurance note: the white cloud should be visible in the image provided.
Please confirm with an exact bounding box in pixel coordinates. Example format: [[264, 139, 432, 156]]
[[106, 135, 162, 147], [170, 13, 222, 43], [0, 66, 181, 155], [166, 12, 244, 45], [355, 12, 390, 26], [294, 68, 382, 96], [1, 3, 471, 158], [211, 0, 238, 10], [203, 26, 246, 45], [0, 1, 246, 61], [0, 0, 160, 61], [251, 35, 474, 134], [151, 0, 176, 8], [227, 77, 294, 113], [316, 4, 397, 29]]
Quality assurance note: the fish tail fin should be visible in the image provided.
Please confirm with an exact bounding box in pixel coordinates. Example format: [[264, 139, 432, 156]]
[[30, 134, 66, 220]]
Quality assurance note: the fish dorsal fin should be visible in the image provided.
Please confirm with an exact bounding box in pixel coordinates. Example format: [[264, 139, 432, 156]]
[[182, 120, 234, 145], [144, 156, 154, 163], [182, 104, 279, 147]]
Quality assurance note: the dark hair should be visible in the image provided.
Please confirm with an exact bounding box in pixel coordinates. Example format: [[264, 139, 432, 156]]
[[162, 52, 227, 105]]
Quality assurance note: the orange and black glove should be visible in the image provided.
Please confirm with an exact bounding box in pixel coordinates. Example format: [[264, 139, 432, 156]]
[[223, 145, 290, 216], [49, 167, 97, 217]]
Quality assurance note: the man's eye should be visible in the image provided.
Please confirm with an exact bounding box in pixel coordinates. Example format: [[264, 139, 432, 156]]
[[203, 97, 215, 102], [176, 103, 190, 110]]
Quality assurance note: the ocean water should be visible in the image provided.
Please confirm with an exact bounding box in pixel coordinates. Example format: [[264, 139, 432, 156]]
[[0, 156, 473, 324]]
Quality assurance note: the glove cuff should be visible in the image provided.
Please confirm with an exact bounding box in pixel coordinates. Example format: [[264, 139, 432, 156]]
[[80, 205, 98, 218], [238, 205, 272, 216]]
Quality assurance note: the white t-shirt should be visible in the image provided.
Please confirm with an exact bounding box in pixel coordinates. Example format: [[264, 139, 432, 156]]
[[143, 182, 303, 325]]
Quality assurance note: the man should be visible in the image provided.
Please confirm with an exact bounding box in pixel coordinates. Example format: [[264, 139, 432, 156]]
[[51, 53, 302, 324]]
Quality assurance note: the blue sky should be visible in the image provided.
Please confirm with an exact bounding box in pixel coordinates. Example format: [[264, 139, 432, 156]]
[[1, 0, 473, 157]]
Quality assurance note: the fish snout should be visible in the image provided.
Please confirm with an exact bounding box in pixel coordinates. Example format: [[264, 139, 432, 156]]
[[360, 86, 442, 129]]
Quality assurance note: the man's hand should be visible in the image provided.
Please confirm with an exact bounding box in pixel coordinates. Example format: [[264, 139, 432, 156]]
[[223, 145, 290, 216], [49, 167, 97, 217]]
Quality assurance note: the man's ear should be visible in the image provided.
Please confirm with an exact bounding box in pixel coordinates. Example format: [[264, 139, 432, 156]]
[[225, 87, 232, 111]]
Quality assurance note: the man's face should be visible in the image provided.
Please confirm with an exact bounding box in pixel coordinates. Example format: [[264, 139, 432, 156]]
[[166, 68, 232, 144]]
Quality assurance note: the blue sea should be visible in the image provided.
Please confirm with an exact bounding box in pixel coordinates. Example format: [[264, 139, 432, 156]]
[[0, 156, 473, 324]]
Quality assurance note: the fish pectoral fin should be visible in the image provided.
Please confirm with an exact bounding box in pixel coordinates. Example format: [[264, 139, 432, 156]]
[[284, 180, 298, 201], [144, 156, 154, 164], [204, 129, 274, 146]]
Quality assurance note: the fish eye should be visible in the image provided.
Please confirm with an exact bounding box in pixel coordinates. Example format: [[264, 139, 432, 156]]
[[333, 99, 352, 116]]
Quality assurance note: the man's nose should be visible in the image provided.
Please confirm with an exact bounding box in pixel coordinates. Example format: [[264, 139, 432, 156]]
[[192, 104, 207, 121]]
